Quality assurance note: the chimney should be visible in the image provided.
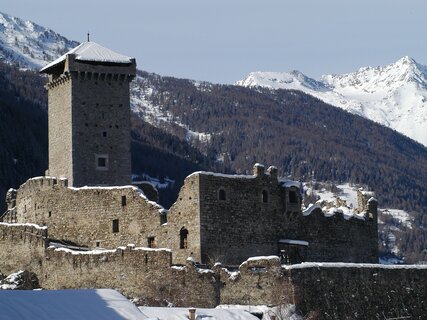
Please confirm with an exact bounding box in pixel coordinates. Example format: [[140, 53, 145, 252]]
[[253, 163, 265, 177], [189, 307, 196, 320]]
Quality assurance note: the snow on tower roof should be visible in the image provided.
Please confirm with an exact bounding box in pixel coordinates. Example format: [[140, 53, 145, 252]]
[[40, 41, 134, 73]]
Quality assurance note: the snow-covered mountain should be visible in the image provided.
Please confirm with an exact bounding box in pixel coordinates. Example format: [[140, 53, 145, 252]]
[[237, 57, 427, 147], [0, 12, 78, 69]]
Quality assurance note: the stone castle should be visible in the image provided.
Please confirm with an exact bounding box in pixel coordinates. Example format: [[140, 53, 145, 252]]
[[1, 41, 425, 318]]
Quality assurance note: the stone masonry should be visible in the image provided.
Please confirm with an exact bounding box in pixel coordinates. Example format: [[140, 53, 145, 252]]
[[0, 224, 425, 319], [2, 164, 378, 266], [40, 42, 136, 187]]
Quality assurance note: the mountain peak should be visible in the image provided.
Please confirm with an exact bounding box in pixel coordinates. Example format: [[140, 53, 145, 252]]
[[396, 55, 416, 65], [0, 11, 78, 69], [237, 59, 427, 146]]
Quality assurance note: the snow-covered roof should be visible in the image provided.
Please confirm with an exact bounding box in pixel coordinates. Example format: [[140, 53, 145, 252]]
[[0, 289, 146, 319], [40, 41, 134, 73]]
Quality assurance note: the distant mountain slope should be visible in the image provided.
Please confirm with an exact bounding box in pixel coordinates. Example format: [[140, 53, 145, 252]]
[[0, 12, 78, 69], [134, 71, 427, 214], [237, 57, 427, 146]]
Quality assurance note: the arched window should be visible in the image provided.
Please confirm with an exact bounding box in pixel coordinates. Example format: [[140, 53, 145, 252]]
[[218, 189, 226, 201], [262, 190, 268, 203], [180, 228, 189, 249]]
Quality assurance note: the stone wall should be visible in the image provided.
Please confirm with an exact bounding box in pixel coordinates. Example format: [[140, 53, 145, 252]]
[[0, 223, 47, 274], [14, 177, 168, 250], [164, 174, 202, 264], [8, 169, 379, 266], [286, 263, 427, 319], [197, 167, 290, 265], [71, 68, 132, 187], [298, 209, 378, 263], [0, 223, 426, 318], [47, 75, 73, 184], [217, 256, 294, 306]]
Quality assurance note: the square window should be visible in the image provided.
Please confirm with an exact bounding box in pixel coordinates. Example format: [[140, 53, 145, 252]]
[[98, 157, 106, 167], [95, 154, 109, 171]]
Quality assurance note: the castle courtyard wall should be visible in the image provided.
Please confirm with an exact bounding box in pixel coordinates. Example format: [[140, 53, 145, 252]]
[[0, 223, 47, 275], [298, 209, 378, 263], [286, 263, 427, 319], [0, 224, 425, 318], [14, 177, 168, 250]]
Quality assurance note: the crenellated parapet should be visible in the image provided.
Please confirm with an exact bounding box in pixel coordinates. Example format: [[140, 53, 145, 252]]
[[0, 223, 48, 248]]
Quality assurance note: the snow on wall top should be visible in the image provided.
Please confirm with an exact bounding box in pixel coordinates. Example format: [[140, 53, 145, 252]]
[[284, 262, 427, 270], [40, 41, 134, 73], [187, 171, 256, 180]]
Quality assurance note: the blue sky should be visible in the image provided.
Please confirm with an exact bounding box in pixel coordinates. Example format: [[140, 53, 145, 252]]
[[2, 0, 426, 83]]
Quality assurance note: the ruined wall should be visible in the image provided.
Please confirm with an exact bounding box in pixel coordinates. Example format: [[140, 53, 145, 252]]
[[287, 263, 427, 319], [0, 223, 426, 318], [218, 256, 294, 306], [0, 222, 217, 307], [298, 207, 378, 263], [14, 177, 168, 250], [164, 174, 202, 264], [0, 223, 47, 274], [197, 166, 288, 265]]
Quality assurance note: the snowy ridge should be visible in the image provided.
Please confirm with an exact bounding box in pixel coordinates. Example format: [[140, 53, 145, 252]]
[[237, 57, 427, 146], [0, 12, 78, 69]]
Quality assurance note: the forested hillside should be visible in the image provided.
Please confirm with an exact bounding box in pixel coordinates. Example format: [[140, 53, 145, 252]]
[[134, 71, 427, 214], [0, 61, 47, 213]]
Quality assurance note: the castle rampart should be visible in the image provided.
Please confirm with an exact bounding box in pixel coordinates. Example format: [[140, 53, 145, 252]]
[[297, 206, 378, 263], [0, 222, 425, 319], [0, 223, 47, 274]]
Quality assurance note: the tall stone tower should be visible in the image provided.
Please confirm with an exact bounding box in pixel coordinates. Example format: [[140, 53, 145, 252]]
[[40, 41, 136, 187]]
